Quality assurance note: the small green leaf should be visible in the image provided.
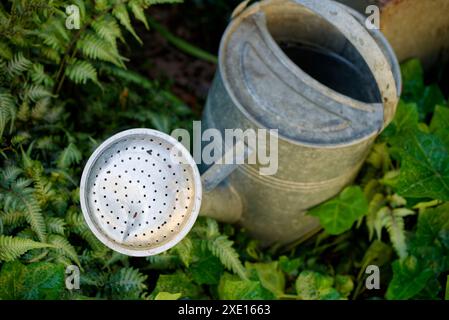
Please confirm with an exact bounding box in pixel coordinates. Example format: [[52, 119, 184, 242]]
[[218, 273, 275, 300], [309, 186, 368, 235], [295, 271, 341, 300], [246, 262, 285, 297], [154, 292, 182, 300], [335, 275, 354, 298], [152, 271, 202, 299], [278, 255, 302, 276]]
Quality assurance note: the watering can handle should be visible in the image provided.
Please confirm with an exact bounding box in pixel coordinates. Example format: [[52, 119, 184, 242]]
[[197, 139, 252, 223], [201, 139, 252, 192]]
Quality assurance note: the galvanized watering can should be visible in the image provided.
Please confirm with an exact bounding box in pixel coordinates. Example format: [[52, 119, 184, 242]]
[[80, 0, 401, 256]]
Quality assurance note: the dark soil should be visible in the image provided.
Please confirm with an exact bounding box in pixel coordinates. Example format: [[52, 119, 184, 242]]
[[128, 3, 239, 108]]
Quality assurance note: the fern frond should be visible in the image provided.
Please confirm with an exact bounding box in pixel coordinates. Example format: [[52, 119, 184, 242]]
[[66, 209, 106, 252], [57, 143, 82, 168], [77, 33, 126, 67], [107, 267, 148, 299], [65, 59, 99, 85], [7, 52, 32, 77], [0, 41, 12, 60], [23, 84, 53, 102], [48, 234, 80, 266], [173, 237, 192, 267], [46, 217, 66, 235], [146, 253, 180, 269], [16, 100, 29, 121], [206, 218, 220, 238], [0, 210, 26, 227], [31, 97, 51, 120], [29, 63, 54, 86], [113, 4, 142, 44], [366, 193, 386, 240], [34, 17, 69, 52], [0, 166, 23, 188], [36, 136, 57, 151], [0, 92, 16, 137], [375, 207, 415, 259], [92, 16, 124, 48], [0, 235, 52, 261], [207, 236, 248, 280], [40, 47, 61, 63], [129, 0, 149, 29], [3, 178, 47, 242]]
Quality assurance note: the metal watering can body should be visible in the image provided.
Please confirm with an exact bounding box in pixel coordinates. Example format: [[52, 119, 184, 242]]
[[200, 0, 401, 245], [79, 0, 401, 256]]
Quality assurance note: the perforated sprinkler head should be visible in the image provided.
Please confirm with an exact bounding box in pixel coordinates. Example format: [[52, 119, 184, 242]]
[[80, 129, 202, 256]]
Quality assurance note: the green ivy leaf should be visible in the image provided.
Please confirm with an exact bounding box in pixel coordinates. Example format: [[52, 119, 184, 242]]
[[309, 186, 368, 235], [217, 273, 275, 300], [0, 261, 27, 299], [414, 203, 449, 247], [278, 256, 302, 276], [400, 59, 425, 102], [152, 271, 202, 299], [386, 256, 434, 300], [246, 262, 285, 297], [22, 262, 65, 299], [335, 275, 354, 298], [295, 271, 341, 300], [0, 261, 65, 300], [395, 131, 449, 201], [381, 100, 419, 145], [418, 85, 446, 119], [430, 105, 449, 150], [190, 251, 224, 285]]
